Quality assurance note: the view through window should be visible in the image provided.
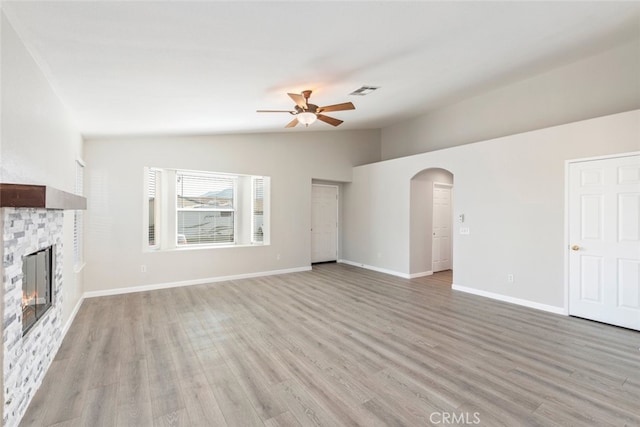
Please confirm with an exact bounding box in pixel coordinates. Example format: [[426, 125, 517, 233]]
[[145, 167, 269, 249], [177, 171, 235, 245]]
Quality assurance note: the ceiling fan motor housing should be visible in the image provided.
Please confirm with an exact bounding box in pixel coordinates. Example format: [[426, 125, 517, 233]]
[[294, 104, 319, 115]]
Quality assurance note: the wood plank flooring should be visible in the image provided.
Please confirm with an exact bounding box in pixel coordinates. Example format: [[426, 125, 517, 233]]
[[20, 264, 640, 426]]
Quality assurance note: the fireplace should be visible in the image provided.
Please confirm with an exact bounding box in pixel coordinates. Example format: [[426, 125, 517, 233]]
[[22, 245, 54, 335], [1, 185, 86, 427]]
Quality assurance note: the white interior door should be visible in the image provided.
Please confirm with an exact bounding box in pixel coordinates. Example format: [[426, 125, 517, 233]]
[[568, 154, 640, 331], [432, 183, 452, 272], [311, 185, 338, 263]]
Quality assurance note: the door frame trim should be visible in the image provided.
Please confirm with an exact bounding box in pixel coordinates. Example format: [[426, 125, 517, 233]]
[[311, 183, 339, 264], [563, 151, 640, 316]]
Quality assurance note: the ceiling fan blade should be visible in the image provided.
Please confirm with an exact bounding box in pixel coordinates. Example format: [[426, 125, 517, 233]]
[[288, 93, 307, 109], [317, 102, 355, 113], [317, 114, 344, 127], [285, 118, 299, 128], [256, 109, 295, 113]]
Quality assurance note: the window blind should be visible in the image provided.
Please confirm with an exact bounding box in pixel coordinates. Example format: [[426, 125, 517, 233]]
[[74, 160, 84, 266], [148, 169, 158, 246], [176, 171, 235, 245], [176, 172, 235, 209], [252, 177, 264, 243]]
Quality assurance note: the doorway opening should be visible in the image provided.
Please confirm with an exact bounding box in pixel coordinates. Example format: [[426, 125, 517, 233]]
[[410, 168, 454, 284]]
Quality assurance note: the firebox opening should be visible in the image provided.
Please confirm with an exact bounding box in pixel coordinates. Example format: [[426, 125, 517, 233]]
[[22, 245, 54, 336]]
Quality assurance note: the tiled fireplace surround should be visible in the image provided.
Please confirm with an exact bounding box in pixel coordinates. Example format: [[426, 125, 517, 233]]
[[1, 208, 65, 427]]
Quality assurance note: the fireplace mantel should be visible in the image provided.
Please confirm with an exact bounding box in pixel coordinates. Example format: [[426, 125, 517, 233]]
[[0, 183, 86, 210]]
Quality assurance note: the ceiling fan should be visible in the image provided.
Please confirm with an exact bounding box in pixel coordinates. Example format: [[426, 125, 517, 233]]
[[257, 90, 355, 128]]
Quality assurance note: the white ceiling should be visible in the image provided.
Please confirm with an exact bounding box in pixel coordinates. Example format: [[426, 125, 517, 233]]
[[3, 1, 639, 138]]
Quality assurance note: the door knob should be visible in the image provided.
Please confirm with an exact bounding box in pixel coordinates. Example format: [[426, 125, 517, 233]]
[[571, 245, 580, 251]]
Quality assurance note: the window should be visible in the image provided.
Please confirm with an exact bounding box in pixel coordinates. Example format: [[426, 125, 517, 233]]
[[176, 171, 235, 245], [147, 168, 159, 247], [74, 160, 85, 268], [252, 177, 264, 244], [144, 167, 269, 250]]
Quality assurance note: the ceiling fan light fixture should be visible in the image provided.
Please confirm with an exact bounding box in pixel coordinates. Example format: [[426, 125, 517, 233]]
[[297, 111, 317, 127], [257, 90, 353, 128]]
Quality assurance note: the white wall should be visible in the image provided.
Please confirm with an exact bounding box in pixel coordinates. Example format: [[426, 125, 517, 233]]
[[83, 130, 380, 293], [1, 12, 84, 328], [343, 110, 640, 310], [382, 38, 640, 160], [410, 168, 453, 276]]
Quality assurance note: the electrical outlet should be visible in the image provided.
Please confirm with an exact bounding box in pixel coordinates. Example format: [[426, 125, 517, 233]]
[[507, 274, 514, 283]]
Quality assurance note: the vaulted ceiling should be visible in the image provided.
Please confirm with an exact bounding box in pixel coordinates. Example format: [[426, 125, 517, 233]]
[[3, 1, 639, 137]]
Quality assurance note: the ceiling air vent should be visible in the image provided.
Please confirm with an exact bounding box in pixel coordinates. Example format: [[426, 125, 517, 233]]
[[349, 86, 379, 96]]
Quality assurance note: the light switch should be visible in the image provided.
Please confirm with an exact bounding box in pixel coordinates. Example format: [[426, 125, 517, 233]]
[[459, 227, 470, 235]]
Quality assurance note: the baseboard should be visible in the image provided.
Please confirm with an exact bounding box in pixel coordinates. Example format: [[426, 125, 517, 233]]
[[83, 266, 312, 298], [409, 271, 433, 279], [336, 261, 433, 279], [338, 259, 411, 279], [452, 284, 567, 315], [61, 294, 85, 337]]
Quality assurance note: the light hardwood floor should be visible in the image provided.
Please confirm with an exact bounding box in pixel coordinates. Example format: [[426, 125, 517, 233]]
[[20, 263, 640, 426]]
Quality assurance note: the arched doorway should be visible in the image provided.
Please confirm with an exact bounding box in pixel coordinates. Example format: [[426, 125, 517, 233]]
[[409, 168, 454, 282]]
